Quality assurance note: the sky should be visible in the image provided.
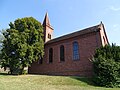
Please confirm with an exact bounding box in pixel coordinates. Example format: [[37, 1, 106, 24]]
[[0, 0, 120, 45]]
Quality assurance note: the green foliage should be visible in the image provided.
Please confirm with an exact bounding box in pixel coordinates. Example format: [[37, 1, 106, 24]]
[[0, 32, 4, 53], [0, 17, 44, 74], [93, 44, 120, 87]]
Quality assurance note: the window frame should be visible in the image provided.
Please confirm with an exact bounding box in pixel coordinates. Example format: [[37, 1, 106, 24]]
[[49, 48, 53, 63], [48, 34, 51, 39], [60, 45, 65, 62], [73, 41, 80, 60]]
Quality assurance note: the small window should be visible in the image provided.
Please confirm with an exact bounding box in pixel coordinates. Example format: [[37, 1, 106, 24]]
[[49, 48, 53, 63], [48, 34, 49, 38], [73, 41, 79, 60], [48, 34, 51, 39], [60, 45, 65, 61], [49, 34, 51, 39]]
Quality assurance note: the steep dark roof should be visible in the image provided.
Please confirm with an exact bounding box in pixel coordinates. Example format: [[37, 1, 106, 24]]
[[45, 23, 102, 45], [43, 12, 50, 26], [42, 12, 53, 30]]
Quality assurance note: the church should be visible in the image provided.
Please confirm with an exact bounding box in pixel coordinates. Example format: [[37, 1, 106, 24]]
[[28, 13, 109, 77]]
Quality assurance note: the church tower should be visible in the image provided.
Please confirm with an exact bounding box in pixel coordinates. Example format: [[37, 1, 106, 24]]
[[43, 13, 54, 43]]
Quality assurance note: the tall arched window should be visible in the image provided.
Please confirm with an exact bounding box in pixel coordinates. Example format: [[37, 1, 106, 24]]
[[73, 41, 79, 60], [60, 45, 65, 61], [49, 48, 53, 63]]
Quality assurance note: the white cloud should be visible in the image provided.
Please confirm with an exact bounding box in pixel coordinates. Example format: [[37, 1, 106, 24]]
[[109, 6, 120, 11]]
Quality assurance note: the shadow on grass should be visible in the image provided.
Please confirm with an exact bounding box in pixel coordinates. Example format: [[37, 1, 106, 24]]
[[0, 70, 17, 76], [0, 72, 21, 76], [0, 72, 9, 75], [70, 76, 95, 86]]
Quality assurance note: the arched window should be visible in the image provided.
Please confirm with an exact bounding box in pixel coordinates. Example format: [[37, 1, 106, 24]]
[[73, 41, 79, 60], [60, 45, 65, 61], [49, 48, 53, 63]]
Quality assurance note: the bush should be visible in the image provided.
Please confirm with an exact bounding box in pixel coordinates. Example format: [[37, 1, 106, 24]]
[[92, 44, 120, 87]]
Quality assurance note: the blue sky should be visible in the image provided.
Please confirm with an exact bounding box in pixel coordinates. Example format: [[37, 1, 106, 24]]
[[0, 0, 120, 45]]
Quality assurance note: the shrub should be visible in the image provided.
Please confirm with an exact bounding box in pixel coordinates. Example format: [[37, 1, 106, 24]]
[[92, 44, 120, 87]]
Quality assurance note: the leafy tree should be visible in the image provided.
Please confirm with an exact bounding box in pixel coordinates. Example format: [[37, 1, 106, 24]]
[[0, 31, 4, 65], [0, 17, 44, 74], [92, 44, 120, 87], [0, 31, 4, 51]]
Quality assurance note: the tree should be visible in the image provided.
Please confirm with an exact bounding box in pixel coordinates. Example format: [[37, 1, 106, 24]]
[[0, 17, 44, 74], [0, 31, 4, 65], [0, 31, 4, 52], [92, 44, 120, 87]]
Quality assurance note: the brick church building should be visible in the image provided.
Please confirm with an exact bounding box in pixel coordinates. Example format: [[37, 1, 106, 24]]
[[28, 13, 109, 77]]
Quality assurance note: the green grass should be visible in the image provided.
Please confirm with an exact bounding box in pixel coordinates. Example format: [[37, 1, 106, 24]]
[[0, 72, 119, 90]]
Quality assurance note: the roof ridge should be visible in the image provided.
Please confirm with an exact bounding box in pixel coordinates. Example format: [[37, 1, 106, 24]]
[[45, 23, 101, 44]]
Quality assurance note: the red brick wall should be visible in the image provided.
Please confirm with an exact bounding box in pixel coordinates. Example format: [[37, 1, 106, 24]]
[[28, 30, 104, 77]]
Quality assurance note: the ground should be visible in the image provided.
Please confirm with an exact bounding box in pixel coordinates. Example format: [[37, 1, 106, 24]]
[[0, 72, 119, 90]]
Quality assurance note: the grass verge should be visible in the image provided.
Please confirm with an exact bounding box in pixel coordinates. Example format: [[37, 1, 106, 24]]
[[0, 72, 119, 90]]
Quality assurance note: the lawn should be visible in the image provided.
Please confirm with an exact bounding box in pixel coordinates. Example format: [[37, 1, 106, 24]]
[[0, 72, 119, 90]]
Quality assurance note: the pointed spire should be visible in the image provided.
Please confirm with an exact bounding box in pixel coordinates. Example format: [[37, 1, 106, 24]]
[[100, 21, 103, 25], [43, 12, 51, 26]]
